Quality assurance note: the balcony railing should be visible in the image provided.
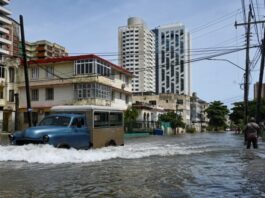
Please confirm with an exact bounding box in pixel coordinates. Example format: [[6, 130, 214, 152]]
[[0, 6, 11, 15], [0, 26, 9, 34], [0, 47, 9, 55], [0, 37, 11, 45]]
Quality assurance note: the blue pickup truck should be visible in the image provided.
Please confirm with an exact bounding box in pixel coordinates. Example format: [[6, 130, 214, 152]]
[[9, 114, 91, 149]]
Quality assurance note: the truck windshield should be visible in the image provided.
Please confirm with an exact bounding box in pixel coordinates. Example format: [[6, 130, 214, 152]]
[[38, 116, 71, 126]]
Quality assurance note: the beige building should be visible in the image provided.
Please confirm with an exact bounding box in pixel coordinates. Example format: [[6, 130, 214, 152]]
[[23, 40, 68, 60], [190, 92, 209, 132], [132, 93, 191, 125], [18, 54, 133, 129]]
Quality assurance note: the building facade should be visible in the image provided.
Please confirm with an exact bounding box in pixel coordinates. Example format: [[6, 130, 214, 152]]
[[0, 0, 21, 132], [22, 40, 68, 60], [152, 23, 191, 96], [190, 92, 209, 132], [17, 54, 133, 129], [118, 17, 156, 94], [132, 93, 191, 125]]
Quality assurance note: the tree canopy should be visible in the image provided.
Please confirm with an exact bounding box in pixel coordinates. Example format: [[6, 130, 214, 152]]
[[229, 99, 265, 126], [124, 107, 139, 122], [159, 111, 185, 128], [205, 101, 229, 131]]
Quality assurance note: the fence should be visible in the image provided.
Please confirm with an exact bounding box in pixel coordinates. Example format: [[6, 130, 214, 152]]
[[124, 121, 160, 133]]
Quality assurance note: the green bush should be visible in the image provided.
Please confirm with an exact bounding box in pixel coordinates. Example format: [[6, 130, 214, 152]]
[[186, 127, 196, 133]]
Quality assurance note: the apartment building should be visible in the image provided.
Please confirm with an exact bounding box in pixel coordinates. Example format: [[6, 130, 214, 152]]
[[0, 0, 21, 132], [118, 17, 156, 94], [132, 93, 191, 125], [153, 23, 191, 96], [190, 92, 209, 132], [17, 54, 133, 129], [23, 40, 68, 60]]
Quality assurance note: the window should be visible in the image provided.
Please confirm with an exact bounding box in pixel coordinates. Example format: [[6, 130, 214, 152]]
[[75, 59, 111, 77], [0, 66, 5, 78], [9, 67, 15, 83], [31, 67, 39, 79], [46, 66, 54, 79], [181, 79, 184, 91], [109, 112, 123, 126], [0, 91, 3, 99], [125, 95, 129, 104], [177, 99, 184, 105], [74, 83, 111, 100], [9, 90, 14, 102], [94, 112, 109, 127], [71, 117, 85, 127], [180, 60, 184, 73], [45, 88, 54, 100], [31, 89, 39, 101]]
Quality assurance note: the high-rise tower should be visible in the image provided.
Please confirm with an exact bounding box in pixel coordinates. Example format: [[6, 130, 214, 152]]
[[118, 17, 156, 94], [153, 23, 191, 96]]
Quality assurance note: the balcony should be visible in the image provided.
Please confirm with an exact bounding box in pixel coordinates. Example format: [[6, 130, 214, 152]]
[[0, 27, 9, 34], [0, 6, 11, 15], [0, 37, 11, 45], [0, 0, 10, 5], [0, 47, 9, 55], [0, 16, 11, 25]]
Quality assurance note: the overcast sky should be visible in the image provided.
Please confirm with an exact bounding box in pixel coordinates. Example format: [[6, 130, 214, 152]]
[[8, 0, 265, 108]]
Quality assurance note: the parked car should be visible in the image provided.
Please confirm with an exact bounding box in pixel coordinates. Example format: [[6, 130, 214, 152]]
[[9, 114, 91, 149]]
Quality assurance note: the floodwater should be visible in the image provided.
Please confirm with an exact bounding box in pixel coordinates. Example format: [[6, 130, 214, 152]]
[[0, 132, 265, 198]]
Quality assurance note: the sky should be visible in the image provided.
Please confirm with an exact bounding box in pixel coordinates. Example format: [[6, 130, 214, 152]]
[[8, 0, 265, 109]]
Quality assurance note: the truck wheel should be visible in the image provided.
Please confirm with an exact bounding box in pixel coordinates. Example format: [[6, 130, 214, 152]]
[[105, 140, 116, 147], [57, 144, 70, 149]]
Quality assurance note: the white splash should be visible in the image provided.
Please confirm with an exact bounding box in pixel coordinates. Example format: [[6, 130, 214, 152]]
[[0, 142, 215, 164]]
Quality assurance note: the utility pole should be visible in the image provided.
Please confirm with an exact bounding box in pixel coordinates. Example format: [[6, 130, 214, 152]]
[[235, 4, 252, 125], [20, 15, 32, 127], [255, 30, 265, 123], [14, 93, 19, 131]]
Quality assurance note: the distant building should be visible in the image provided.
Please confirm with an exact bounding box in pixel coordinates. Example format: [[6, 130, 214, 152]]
[[132, 93, 191, 125], [254, 82, 265, 100], [132, 102, 165, 122], [22, 40, 68, 60], [152, 23, 191, 95], [190, 92, 209, 132], [118, 17, 156, 94], [17, 54, 133, 130]]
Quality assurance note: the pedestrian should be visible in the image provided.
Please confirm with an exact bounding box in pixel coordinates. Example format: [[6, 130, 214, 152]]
[[243, 117, 260, 149]]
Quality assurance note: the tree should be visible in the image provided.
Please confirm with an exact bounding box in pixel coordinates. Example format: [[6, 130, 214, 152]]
[[159, 111, 185, 128], [205, 101, 229, 131], [229, 99, 265, 125], [124, 107, 139, 132], [124, 107, 139, 122]]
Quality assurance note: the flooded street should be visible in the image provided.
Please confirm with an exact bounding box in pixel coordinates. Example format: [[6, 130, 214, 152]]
[[0, 132, 265, 198]]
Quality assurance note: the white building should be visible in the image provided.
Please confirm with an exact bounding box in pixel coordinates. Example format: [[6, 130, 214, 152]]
[[18, 54, 133, 130], [0, 0, 21, 132], [152, 23, 191, 96], [118, 17, 156, 94]]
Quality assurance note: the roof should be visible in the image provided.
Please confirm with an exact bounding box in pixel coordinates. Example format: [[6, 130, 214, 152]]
[[27, 54, 133, 76]]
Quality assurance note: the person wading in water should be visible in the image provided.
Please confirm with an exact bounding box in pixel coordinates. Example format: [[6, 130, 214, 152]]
[[243, 117, 260, 149]]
